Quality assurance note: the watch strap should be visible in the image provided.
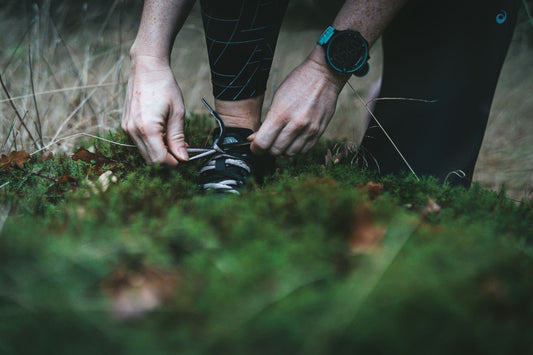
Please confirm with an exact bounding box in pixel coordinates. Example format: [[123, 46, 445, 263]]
[[317, 26, 336, 46]]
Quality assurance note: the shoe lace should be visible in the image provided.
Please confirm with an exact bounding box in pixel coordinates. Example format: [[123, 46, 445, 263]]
[[185, 98, 252, 194], [196, 144, 252, 194]]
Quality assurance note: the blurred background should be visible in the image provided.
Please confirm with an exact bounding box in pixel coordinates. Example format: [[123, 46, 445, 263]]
[[1, 0, 532, 200]]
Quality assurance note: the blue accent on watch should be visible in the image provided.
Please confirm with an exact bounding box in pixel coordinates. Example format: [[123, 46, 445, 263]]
[[318, 26, 335, 46]]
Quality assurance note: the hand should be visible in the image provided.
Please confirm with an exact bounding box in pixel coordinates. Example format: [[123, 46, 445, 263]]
[[121, 55, 189, 166], [250, 49, 349, 156]]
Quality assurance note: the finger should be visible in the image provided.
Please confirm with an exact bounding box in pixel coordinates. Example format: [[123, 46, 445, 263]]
[[129, 130, 152, 163], [301, 137, 318, 154], [146, 135, 179, 166], [267, 121, 305, 155], [139, 125, 179, 166], [300, 122, 327, 154], [250, 113, 285, 155], [284, 131, 309, 156], [166, 105, 189, 161]]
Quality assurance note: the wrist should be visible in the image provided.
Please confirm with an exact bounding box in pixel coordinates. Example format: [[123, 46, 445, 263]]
[[129, 51, 172, 73], [129, 40, 171, 65], [306, 46, 351, 90], [129, 52, 173, 77]]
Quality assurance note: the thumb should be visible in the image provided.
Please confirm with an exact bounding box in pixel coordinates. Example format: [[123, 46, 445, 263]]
[[166, 107, 189, 162]]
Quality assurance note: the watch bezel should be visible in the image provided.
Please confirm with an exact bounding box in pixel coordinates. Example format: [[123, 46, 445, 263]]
[[325, 29, 369, 74]]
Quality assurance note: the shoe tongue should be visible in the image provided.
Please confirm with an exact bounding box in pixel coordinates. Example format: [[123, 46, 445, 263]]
[[213, 127, 254, 145]]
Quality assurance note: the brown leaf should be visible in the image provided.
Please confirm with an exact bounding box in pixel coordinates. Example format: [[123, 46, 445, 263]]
[[38, 150, 54, 162], [72, 147, 117, 175], [347, 203, 387, 254], [356, 181, 384, 200], [0, 150, 30, 170], [57, 175, 79, 185], [72, 147, 97, 163], [102, 266, 181, 320]]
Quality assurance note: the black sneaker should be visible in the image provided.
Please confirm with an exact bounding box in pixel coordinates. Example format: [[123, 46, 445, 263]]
[[197, 127, 255, 194], [187, 99, 274, 194]]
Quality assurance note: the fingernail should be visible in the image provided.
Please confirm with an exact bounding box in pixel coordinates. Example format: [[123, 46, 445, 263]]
[[178, 147, 189, 161], [247, 133, 256, 141]]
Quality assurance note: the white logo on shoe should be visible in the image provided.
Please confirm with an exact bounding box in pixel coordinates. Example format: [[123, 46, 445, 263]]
[[224, 136, 239, 144]]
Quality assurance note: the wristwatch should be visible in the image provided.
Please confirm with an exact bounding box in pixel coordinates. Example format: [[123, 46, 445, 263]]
[[317, 26, 370, 77]]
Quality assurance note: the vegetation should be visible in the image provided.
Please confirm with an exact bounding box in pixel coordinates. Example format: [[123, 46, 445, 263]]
[[1, 118, 532, 354], [1, 1, 532, 353]]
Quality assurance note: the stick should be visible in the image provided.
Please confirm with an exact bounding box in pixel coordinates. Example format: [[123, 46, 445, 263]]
[[0, 74, 39, 150], [28, 47, 45, 148], [347, 81, 420, 181], [0, 82, 125, 104]]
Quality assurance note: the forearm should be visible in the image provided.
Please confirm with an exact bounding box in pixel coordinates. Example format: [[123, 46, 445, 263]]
[[332, 0, 408, 46], [130, 0, 196, 61]]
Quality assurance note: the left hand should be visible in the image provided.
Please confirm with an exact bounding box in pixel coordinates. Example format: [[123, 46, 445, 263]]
[[250, 48, 349, 156]]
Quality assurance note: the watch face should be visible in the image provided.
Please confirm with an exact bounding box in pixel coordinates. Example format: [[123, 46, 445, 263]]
[[327, 30, 368, 74]]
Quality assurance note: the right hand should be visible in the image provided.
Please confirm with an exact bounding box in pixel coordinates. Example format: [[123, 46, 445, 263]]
[[121, 55, 189, 166]]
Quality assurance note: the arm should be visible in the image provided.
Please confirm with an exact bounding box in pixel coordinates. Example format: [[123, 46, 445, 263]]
[[122, 0, 195, 165], [250, 0, 408, 156]]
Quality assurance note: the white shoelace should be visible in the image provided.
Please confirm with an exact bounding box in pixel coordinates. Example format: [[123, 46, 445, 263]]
[[189, 145, 252, 194]]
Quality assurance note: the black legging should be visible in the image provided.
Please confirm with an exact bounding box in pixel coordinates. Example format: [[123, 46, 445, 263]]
[[199, 0, 289, 101], [361, 0, 520, 186]]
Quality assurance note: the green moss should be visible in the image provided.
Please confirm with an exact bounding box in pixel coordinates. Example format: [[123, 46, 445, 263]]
[[0, 117, 532, 354]]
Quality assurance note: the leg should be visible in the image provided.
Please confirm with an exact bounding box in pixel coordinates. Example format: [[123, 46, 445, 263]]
[[196, 0, 288, 193], [199, 0, 289, 130], [361, 0, 520, 186]]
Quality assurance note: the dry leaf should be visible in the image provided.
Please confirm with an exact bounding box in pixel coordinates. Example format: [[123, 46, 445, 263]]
[[356, 181, 384, 200], [72, 147, 96, 162], [347, 203, 387, 254], [102, 266, 181, 320], [57, 175, 79, 185], [0, 150, 30, 170], [72, 147, 117, 175], [38, 150, 54, 162]]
